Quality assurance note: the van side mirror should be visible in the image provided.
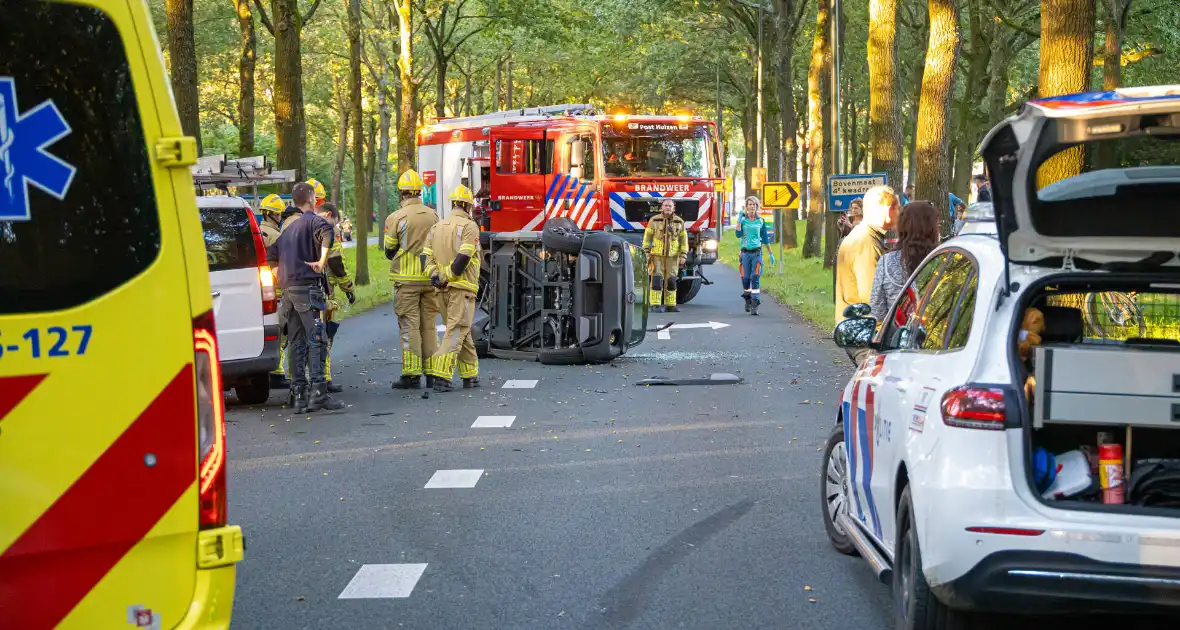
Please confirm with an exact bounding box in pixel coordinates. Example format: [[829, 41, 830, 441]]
[[834, 317, 879, 350], [843, 303, 872, 319]]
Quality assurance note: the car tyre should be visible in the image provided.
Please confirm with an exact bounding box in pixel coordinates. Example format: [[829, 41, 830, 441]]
[[541, 217, 583, 255], [676, 277, 703, 304], [895, 486, 991, 630], [821, 423, 857, 555], [235, 374, 271, 405]]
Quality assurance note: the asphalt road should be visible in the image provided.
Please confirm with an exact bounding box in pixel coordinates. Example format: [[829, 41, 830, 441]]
[[224, 266, 894, 629]]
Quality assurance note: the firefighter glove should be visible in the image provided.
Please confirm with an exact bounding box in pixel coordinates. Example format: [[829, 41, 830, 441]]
[[430, 273, 444, 288], [346, 290, 356, 305]]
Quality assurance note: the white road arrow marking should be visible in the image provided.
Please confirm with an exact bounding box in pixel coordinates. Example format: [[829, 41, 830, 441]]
[[668, 321, 729, 330], [655, 321, 729, 340]]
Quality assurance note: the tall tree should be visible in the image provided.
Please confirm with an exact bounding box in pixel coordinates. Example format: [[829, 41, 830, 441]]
[[252, 0, 322, 181], [867, 0, 903, 188], [774, 0, 810, 249], [232, 0, 256, 155], [331, 75, 350, 207], [419, 0, 494, 119], [396, 0, 418, 173], [913, 0, 961, 222], [1038, 0, 1097, 185], [165, 0, 202, 153], [1102, 0, 1132, 90], [349, 0, 370, 285], [803, 0, 831, 259]]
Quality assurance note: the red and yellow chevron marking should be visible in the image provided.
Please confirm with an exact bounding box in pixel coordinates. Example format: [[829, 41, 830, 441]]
[[0, 366, 195, 628]]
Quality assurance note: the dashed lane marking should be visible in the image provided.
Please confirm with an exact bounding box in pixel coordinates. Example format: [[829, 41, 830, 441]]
[[472, 415, 516, 428], [424, 469, 484, 489], [502, 380, 538, 389], [338, 564, 428, 599]]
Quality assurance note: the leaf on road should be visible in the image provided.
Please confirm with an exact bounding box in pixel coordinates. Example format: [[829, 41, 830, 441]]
[[800, 400, 810, 404], [294, 596, 306, 601], [804, 585, 813, 591]]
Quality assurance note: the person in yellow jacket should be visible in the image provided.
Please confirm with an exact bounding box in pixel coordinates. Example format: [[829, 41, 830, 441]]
[[259, 193, 285, 246], [318, 201, 355, 393], [642, 199, 689, 312], [385, 169, 443, 390], [424, 185, 481, 393]]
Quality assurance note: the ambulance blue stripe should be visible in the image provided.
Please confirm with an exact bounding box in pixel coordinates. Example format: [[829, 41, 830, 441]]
[[544, 174, 565, 203]]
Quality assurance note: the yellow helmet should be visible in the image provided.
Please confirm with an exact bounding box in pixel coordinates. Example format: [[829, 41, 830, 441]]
[[397, 169, 424, 192], [260, 193, 285, 215], [306, 178, 326, 205], [449, 184, 474, 205]]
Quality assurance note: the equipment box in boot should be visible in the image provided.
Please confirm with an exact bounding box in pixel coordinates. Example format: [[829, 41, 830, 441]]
[[1034, 344, 1180, 429]]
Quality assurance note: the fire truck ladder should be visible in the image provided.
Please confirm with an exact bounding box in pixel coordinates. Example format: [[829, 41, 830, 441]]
[[190, 155, 297, 209], [434, 104, 602, 128]]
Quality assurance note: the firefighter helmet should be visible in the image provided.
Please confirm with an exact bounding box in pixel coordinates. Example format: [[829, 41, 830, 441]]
[[306, 178, 326, 206], [397, 169, 425, 192], [449, 184, 475, 205], [260, 193, 285, 215]]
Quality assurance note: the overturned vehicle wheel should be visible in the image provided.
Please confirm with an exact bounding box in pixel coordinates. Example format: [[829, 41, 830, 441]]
[[473, 223, 649, 365]]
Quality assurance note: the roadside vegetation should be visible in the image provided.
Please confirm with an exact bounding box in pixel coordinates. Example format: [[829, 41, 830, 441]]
[[717, 220, 833, 331], [338, 245, 390, 319]]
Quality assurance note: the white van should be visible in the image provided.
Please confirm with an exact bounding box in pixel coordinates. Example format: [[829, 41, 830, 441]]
[[198, 196, 280, 403]]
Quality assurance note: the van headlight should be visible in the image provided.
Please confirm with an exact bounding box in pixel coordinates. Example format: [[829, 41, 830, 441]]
[[703, 239, 719, 252]]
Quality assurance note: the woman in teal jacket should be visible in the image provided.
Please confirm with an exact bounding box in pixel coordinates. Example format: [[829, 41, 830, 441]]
[[734, 196, 770, 315]]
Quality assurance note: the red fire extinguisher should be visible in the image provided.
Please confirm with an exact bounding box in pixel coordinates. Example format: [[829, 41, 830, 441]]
[[1098, 443, 1125, 505]]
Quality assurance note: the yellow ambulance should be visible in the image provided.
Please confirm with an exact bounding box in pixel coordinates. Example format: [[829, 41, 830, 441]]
[[0, 0, 243, 628]]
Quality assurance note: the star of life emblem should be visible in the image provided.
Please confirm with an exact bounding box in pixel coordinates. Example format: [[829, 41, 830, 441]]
[[0, 77, 76, 222]]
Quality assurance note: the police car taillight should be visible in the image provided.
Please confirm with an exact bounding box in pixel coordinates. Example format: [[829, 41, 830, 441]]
[[941, 386, 1007, 430], [194, 311, 227, 529]]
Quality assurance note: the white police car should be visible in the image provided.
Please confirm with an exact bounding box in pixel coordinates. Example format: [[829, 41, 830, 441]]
[[821, 86, 1180, 628]]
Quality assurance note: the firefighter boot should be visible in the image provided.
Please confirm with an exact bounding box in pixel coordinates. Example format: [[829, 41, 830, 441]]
[[433, 378, 456, 393], [665, 305, 680, 313], [326, 381, 343, 393], [393, 375, 422, 390], [463, 377, 481, 389], [308, 383, 346, 412], [293, 386, 309, 414]]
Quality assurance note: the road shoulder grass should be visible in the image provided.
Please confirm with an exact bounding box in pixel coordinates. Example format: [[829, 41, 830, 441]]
[[338, 244, 392, 319], [717, 220, 834, 332]]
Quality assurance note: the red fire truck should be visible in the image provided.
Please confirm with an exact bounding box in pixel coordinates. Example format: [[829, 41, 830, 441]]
[[417, 104, 722, 304]]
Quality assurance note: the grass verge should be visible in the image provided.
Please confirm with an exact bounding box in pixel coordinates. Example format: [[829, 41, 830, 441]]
[[338, 244, 392, 320], [717, 220, 834, 331]]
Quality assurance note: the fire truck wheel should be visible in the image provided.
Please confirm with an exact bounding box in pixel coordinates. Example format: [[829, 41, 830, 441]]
[[542, 217, 584, 255], [539, 347, 585, 365]]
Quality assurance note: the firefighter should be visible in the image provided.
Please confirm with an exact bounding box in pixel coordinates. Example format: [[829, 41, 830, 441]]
[[317, 201, 355, 393], [260, 193, 290, 388], [385, 169, 443, 390], [424, 184, 481, 393], [259, 193, 285, 246], [642, 198, 688, 312], [307, 178, 327, 207]]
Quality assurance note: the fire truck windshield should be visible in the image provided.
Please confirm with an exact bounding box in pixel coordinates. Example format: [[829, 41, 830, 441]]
[[602, 123, 713, 179]]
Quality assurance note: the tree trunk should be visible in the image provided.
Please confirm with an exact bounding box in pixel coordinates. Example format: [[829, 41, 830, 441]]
[[464, 61, 473, 116], [803, 0, 831, 259], [914, 0, 961, 225], [349, 0, 369, 285], [867, 0, 903, 189], [331, 76, 349, 206], [776, 39, 799, 249], [436, 58, 448, 119], [396, 0, 417, 174], [767, 90, 783, 182], [1038, 0, 1097, 186], [1098, 0, 1130, 167], [798, 93, 809, 220], [165, 0, 202, 154], [741, 103, 755, 194], [506, 57, 514, 109], [376, 63, 392, 243], [233, 0, 255, 156], [494, 58, 502, 110], [272, 0, 306, 181]]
